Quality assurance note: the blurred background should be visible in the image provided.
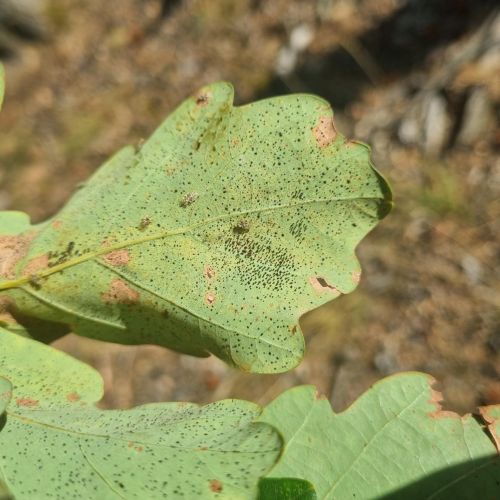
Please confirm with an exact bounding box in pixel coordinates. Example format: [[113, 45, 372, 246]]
[[0, 0, 498, 413]]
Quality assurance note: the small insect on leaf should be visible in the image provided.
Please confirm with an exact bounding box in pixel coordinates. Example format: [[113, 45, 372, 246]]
[[138, 217, 152, 230], [28, 275, 42, 290], [180, 192, 199, 207], [233, 219, 251, 234]]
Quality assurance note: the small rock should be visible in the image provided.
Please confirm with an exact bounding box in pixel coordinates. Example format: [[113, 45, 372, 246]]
[[456, 87, 493, 146], [275, 46, 296, 76], [461, 254, 483, 285], [373, 344, 400, 375], [423, 92, 452, 156], [289, 24, 313, 52], [398, 115, 421, 145], [275, 23, 313, 76]]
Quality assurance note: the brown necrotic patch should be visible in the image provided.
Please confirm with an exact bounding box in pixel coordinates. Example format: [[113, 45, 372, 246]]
[[102, 249, 131, 267], [313, 116, 337, 148], [0, 232, 36, 279], [205, 292, 216, 306], [102, 279, 139, 305], [478, 407, 500, 452], [427, 386, 462, 420], [204, 265, 215, 279], [66, 392, 81, 402], [209, 479, 222, 493], [196, 91, 212, 106], [15, 397, 39, 408], [309, 276, 339, 295], [23, 254, 49, 276]]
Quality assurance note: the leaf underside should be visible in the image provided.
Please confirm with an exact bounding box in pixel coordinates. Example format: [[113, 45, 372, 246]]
[[0, 327, 281, 499], [259, 374, 500, 499], [0, 82, 391, 373], [1, 325, 498, 499]]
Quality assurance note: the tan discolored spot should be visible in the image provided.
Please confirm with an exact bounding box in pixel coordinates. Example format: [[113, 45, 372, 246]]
[[102, 279, 139, 305], [288, 324, 298, 335], [478, 407, 500, 452], [204, 265, 215, 279], [16, 397, 39, 407], [23, 254, 49, 276], [205, 292, 216, 306], [309, 276, 339, 295], [209, 480, 223, 493], [428, 385, 461, 420], [313, 116, 337, 148], [314, 390, 327, 401], [135, 446, 144, 452], [351, 270, 361, 284], [66, 392, 81, 402], [102, 249, 130, 267], [196, 91, 211, 106], [0, 232, 36, 279], [51, 219, 63, 229]]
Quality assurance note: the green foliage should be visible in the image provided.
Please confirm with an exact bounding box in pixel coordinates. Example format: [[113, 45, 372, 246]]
[[0, 327, 281, 499], [258, 478, 317, 499], [0, 82, 391, 373], [259, 378, 500, 499], [1, 65, 498, 499]]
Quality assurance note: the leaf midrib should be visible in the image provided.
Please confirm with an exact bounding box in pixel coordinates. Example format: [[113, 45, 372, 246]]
[[0, 196, 384, 291], [6, 410, 274, 454]]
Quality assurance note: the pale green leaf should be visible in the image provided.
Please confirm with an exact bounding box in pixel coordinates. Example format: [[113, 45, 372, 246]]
[[259, 374, 500, 499], [0, 327, 281, 499], [0, 211, 31, 236], [0, 83, 391, 372], [258, 477, 317, 499]]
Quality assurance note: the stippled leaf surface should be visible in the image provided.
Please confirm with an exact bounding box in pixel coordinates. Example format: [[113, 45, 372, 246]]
[[0, 327, 281, 499], [259, 374, 500, 499], [0, 82, 391, 373]]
